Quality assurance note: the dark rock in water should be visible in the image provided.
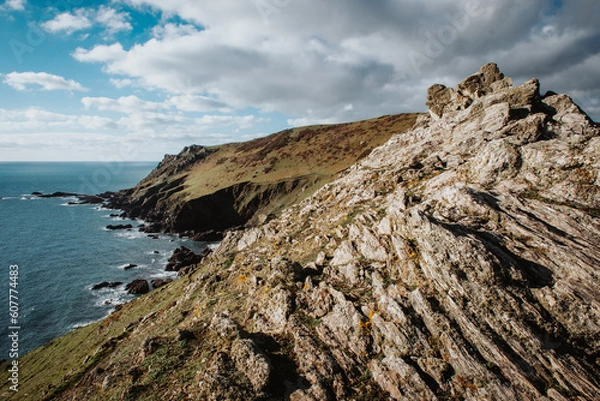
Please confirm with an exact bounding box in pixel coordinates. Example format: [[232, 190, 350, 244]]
[[165, 246, 206, 272], [35, 191, 105, 204], [106, 224, 133, 230], [151, 279, 173, 289], [125, 279, 149, 294], [138, 224, 146, 230], [148, 234, 159, 240], [153, 250, 160, 254], [76, 195, 105, 204], [123, 264, 138, 270], [110, 213, 120, 217], [92, 281, 123, 290], [38, 191, 80, 198]]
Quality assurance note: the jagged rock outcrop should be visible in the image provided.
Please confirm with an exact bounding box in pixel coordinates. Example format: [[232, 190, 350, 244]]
[[3, 64, 599, 401], [144, 145, 211, 182]]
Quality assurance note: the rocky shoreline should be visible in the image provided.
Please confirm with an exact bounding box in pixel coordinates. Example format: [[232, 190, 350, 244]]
[[33, 190, 214, 297]]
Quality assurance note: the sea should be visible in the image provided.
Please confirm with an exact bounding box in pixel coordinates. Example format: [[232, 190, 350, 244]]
[[0, 162, 209, 357]]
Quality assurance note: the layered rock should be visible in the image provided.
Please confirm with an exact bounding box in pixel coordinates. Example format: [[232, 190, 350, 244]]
[[197, 63, 600, 400]]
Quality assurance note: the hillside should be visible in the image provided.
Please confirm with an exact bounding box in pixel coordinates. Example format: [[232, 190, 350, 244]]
[[2, 63, 600, 401], [106, 114, 419, 240]]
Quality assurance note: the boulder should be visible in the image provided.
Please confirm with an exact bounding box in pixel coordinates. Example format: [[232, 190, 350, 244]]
[[125, 279, 149, 294]]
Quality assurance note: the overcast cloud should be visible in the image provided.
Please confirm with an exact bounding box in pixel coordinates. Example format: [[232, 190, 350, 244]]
[[74, 0, 600, 121]]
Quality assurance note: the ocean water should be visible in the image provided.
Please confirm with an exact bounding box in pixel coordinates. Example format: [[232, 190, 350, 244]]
[[0, 162, 208, 356]]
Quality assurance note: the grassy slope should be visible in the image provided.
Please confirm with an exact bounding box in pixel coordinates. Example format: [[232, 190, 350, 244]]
[[128, 113, 420, 223]]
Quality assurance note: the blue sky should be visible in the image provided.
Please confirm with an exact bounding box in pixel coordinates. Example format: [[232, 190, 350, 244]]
[[0, 0, 599, 161]]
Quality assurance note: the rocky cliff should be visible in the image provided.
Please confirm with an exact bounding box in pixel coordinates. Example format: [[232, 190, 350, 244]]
[[106, 114, 418, 240], [2, 63, 600, 401]]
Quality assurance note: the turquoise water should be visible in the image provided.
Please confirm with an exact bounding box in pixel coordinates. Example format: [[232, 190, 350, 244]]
[[0, 162, 207, 356]]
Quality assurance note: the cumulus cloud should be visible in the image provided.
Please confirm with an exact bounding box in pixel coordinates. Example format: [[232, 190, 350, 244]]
[[2, 0, 25, 11], [3, 72, 87, 92], [42, 6, 131, 36], [72, 0, 600, 122], [95, 6, 132, 35], [42, 10, 92, 34]]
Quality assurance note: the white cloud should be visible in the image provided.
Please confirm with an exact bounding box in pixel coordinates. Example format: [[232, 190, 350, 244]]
[[96, 6, 132, 35], [42, 7, 131, 36], [42, 10, 92, 34], [0, 99, 271, 160], [82, 95, 169, 114], [152, 23, 198, 40], [3, 72, 87, 92], [73, 43, 126, 63], [2, 0, 25, 11], [195, 115, 268, 129], [109, 78, 134, 89], [0, 107, 115, 132], [169, 94, 231, 113]]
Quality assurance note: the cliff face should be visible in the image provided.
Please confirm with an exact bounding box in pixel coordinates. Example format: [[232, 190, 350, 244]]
[[107, 114, 419, 239], [3, 63, 600, 401]]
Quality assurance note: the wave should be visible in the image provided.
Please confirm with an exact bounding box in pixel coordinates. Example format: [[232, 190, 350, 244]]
[[114, 231, 148, 240], [207, 242, 221, 250], [90, 286, 134, 308], [116, 263, 150, 270], [60, 202, 80, 207], [148, 271, 178, 280], [71, 320, 99, 329]]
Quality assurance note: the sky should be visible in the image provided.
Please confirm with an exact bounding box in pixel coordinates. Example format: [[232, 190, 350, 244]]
[[0, 0, 599, 161]]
